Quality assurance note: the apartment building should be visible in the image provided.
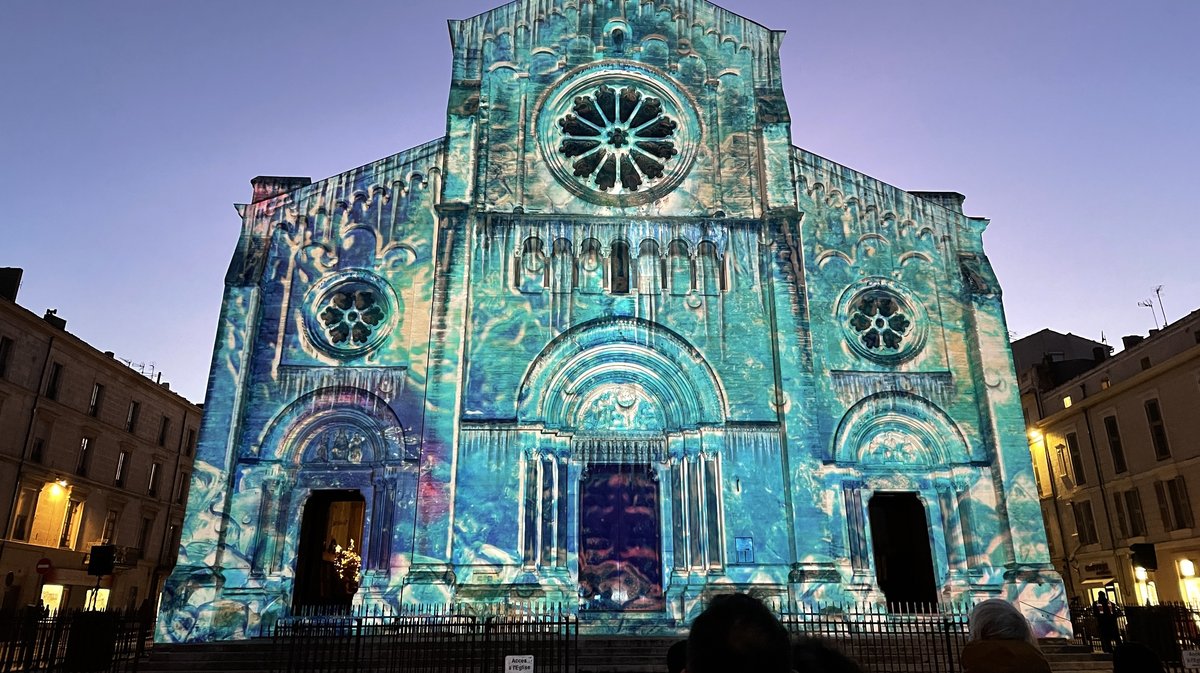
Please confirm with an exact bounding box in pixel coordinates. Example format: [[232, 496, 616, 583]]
[[1018, 309, 1200, 607], [0, 269, 200, 612]]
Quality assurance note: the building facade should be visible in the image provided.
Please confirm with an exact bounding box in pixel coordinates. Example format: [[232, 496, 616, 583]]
[[0, 269, 200, 613], [160, 0, 1067, 642], [1021, 312, 1200, 608]]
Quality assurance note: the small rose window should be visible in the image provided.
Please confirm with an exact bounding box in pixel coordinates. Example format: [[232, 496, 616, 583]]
[[319, 289, 385, 345], [305, 272, 399, 358], [556, 84, 679, 194], [848, 291, 912, 353]]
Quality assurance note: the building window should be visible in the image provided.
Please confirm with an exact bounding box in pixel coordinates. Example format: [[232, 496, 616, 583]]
[[1065, 433, 1086, 485], [76, 437, 92, 477], [114, 451, 128, 487], [137, 517, 153, 552], [88, 383, 104, 418], [184, 428, 196, 457], [10, 488, 39, 541], [147, 462, 161, 497], [1126, 488, 1147, 537], [610, 240, 630, 294], [45, 362, 63, 401], [1062, 395, 1073, 408], [125, 401, 140, 434], [59, 499, 83, 549], [101, 509, 118, 543], [1156, 477, 1195, 531], [1144, 399, 1171, 460], [157, 416, 171, 447], [0, 336, 12, 379], [1113, 492, 1128, 538], [1072, 500, 1099, 545], [1100, 376, 1111, 390], [1140, 356, 1152, 371], [29, 438, 44, 464], [1103, 416, 1127, 473], [174, 474, 188, 505]]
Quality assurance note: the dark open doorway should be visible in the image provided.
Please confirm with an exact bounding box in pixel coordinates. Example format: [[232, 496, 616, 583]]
[[578, 463, 663, 611], [868, 492, 938, 610], [293, 489, 366, 610]]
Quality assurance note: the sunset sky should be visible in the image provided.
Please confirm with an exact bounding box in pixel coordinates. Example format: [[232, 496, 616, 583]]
[[3, 0, 1196, 403]]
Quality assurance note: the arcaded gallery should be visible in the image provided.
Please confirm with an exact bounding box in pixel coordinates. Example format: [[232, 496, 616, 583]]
[[159, 0, 1067, 641]]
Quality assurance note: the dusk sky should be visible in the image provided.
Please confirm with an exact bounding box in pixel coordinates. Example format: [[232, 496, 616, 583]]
[[2, 0, 1197, 404]]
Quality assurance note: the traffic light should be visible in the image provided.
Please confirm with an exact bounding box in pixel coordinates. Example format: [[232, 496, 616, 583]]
[[87, 545, 115, 576], [1130, 543, 1157, 571]]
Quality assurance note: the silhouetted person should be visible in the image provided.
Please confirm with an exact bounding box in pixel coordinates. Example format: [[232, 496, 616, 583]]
[[685, 593, 790, 673], [1112, 642, 1164, 673], [792, 637, 862, 673], [666, 639, 687, 673], [1091, 591, 1121, 653], [960, 599, 1051, 673]]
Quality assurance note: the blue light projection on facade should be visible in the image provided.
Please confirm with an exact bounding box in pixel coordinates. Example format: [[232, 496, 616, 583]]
[[158, 0, 1070, 642]]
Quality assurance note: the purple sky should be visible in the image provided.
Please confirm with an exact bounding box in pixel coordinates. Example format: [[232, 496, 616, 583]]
[[2, 0, 1197, 404]]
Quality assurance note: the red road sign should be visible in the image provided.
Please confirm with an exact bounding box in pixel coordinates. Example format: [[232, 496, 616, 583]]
[[35, 558, 52, 575]]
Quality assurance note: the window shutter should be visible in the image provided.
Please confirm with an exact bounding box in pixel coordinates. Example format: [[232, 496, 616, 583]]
[[1112, 493, 1128, 538], [1156, 480, 1173, 530]]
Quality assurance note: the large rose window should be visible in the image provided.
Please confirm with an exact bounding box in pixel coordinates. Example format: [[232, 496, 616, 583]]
[[538, 63, 699, 206], [557, 84, 679, 194], [304, 271, 400, 358], [838, 280, 927, 364]]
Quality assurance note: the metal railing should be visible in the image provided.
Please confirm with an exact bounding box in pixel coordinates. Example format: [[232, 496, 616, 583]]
[[272, 604, 577, 673], [777, 602, 969, 673], [0, 607, 148, 673]]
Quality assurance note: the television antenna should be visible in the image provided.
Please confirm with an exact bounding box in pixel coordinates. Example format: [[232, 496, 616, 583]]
[[1137, 299, 1158, 331]]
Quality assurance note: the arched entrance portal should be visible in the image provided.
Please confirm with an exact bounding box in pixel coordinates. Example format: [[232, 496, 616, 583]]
[[578, 463, 663, 611], [294, 490, 366, 609], [517, 318, 728, 613], [868, 492, 937, 609]]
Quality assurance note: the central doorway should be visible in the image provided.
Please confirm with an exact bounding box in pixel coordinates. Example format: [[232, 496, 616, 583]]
[[868, 492, 938, 609], [293, 489, 366, 610], [578, 463, 664, 611]]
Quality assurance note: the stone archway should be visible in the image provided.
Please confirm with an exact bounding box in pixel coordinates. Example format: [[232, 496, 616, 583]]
[[832, 392, 974, 606], [516, 318, 727, 612], [251, 386, 417, 604]]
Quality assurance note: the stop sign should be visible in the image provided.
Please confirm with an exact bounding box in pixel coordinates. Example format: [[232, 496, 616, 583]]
[[35, 558, 51, 575]]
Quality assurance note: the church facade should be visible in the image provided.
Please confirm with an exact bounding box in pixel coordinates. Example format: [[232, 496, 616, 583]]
[[159, 0, 1068, 642]]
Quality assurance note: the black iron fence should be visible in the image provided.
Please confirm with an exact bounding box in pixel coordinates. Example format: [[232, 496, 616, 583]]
[[1070, 602, 1200, 672], [777, 602, 969, 673], [0, 607, 148, 673], [272, 604, 577, 673]]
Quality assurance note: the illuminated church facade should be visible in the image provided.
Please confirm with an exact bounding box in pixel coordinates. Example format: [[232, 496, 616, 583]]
[[159, 0, 1069, 642]]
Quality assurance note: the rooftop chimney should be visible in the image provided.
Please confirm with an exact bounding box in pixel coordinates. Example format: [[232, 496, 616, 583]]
[[1121, 334, 1144, 349], [0, 268, 22, 301], [1092, 346, 1108, 362], [42, 309, 66, 331], [910, 191, 966, 214], [251, 176, 312, 204]]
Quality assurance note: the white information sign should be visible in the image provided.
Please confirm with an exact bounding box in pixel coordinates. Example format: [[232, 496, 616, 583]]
[[1182, 650, 1200, 669], [505, 655, 534, 673]]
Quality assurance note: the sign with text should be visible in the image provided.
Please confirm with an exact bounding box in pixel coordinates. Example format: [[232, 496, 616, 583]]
[[504, 655, 534, 673], [1182, 650, 1200, 669]]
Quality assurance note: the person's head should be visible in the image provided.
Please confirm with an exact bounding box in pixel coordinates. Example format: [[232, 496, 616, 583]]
[[968, 599, 1037, 646], [686, 593, 791, 673], [1112, 643, 1164, 673], [1098, 591, 1110, 604], [667, 639, 687, 673], [791, 637, 862, 673]]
